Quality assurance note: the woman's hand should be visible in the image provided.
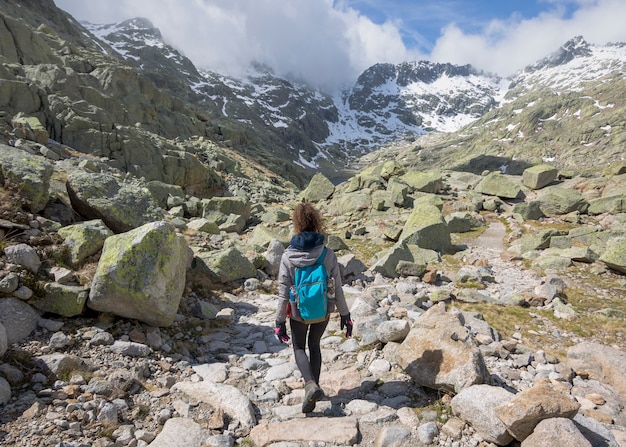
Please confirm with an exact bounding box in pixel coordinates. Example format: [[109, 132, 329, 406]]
[[275, 320, 290, 343], [340, 313, 353, 338]]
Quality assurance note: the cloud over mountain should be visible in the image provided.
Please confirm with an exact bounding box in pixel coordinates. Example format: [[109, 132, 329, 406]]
[[56, 0, 626, 90]]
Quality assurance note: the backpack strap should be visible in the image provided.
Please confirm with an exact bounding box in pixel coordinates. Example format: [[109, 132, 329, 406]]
[[315, 247, 327, 266]]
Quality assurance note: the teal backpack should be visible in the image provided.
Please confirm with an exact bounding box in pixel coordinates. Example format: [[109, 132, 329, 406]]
[[290, 248, 329, 324]]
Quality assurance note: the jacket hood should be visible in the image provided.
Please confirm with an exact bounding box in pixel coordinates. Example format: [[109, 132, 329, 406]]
[[284, 232, 325, 268]]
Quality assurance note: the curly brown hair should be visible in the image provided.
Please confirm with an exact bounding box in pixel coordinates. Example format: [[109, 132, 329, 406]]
[[292, 202, 325, 234]]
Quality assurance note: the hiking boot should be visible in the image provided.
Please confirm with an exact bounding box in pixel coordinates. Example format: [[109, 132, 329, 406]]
[[302, 382, 323, 413]]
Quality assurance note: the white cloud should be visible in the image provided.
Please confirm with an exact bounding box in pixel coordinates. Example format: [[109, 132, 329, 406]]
[[55, 0, 626, 89], [57, 0, 421, 91], [430, 0, 626, 76]]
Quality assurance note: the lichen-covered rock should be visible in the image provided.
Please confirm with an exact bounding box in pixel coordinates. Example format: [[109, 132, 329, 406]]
[[66, 171, 164, 233], [475, 172, 521, 199], [300, 172, 336, 202], [522, 164, 558, 190], [88, 221, 191, 327], [513, 200, 545, 221], [0, 144, 52, 213], [11, 113, 49, 144], [192, 247, 257, 284], [57, 219, 114, 267], [31, 283, 89, 318], [587, 195, 626, 215], [538, 186, 588, 215], [599, 236, 626, 274], [399, 203, 452, 253], [400, 170, 444, 194]]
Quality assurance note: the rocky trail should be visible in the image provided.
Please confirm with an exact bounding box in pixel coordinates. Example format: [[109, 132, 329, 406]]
[[3, 212, 624, 447]]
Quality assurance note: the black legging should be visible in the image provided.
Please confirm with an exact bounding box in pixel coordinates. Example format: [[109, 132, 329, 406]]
[[289, 318, 329, 384]]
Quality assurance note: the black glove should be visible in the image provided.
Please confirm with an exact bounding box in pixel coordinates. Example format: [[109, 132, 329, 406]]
[[274, 320, 289, 343], [340, 313, 353, 338]]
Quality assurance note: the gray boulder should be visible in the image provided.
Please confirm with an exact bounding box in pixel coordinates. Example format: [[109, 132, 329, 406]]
[[372, 242, 413, 278], [399, 204, 452, 253], [66, 171, 164, 233], [88, 221, 191, 327], [376, 320, 410, 343], [193, 247, 257, 284], [587, 195, 626, 215], [495, 381, 581, 442], [337, 254, 367, 280], [0, 144, 52, 212], [396, 303, 489, 393], [31, 282, 89, 317], [521, 418, 592, 447], [201, 196, 251, 232], [513, 200, 545, 221], [599, 237, 626, 274], [4, 243, 41, 272], [10, 113, 48, 144], [300, 172, 335, 202], [522, 164, 558, 190], [475, 172, 522, 199], [0, 298, 40, 345], [0, 323, 7, 358], [538, 186, 588, 215], [451, 384, 514, 445], [145, 180, 185, 209], [264, 239, 285, 277], [57, 219, 114, 267], [567, 342, 626, 396], [174, 381, 257, 436], [400, 170, 444, 194], [0, 376, 9, 405], [186, 218, 220, 234]]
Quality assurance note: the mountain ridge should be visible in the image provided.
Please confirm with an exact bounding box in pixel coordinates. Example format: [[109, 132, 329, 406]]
[[83, 16, 625, 177]]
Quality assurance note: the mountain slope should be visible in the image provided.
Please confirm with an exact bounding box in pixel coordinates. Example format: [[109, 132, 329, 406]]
[[361, 36, 626, 175]]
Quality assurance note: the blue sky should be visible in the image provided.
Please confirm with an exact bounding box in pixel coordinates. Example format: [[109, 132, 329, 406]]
[[341, 0, 562, 49], [55, 0, 626, 91]]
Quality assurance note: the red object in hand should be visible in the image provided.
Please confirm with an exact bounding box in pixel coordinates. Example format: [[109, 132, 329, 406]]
[[275, 322, 290, 343], [340, 314, 353, 338]]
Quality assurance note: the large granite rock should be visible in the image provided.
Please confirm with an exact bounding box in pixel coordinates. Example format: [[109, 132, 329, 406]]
[[396, 303, 489, 393], [192, 247, 257, 284], [495, 380, 581, 441], [57, 219, 114, 267], [300, 172, 335, 202], [475, 172, 521, 199], [598, 237, 626, 274], [400, 170, 444, 194], [567, 342, 626, 396], [522, 164, 558, 190], [399, 203, 452, 253], [66, 170, 164, 233], [451, 384, 515, 445], [538, 186, 588, 215], [0, 145, 53, 213], [0, 298, 40, 345], [88, 221, 191, 327]]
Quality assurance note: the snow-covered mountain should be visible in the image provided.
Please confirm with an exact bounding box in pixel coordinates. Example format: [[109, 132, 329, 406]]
[[83, 19, 505, 167], [84, 18, 626, 175]]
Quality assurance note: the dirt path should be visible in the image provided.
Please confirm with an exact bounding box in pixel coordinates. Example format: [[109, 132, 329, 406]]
[[469, 220, 506, 251]]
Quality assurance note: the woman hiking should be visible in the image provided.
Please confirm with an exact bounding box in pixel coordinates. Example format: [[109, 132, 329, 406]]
[[274, 202, 353, 413]]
